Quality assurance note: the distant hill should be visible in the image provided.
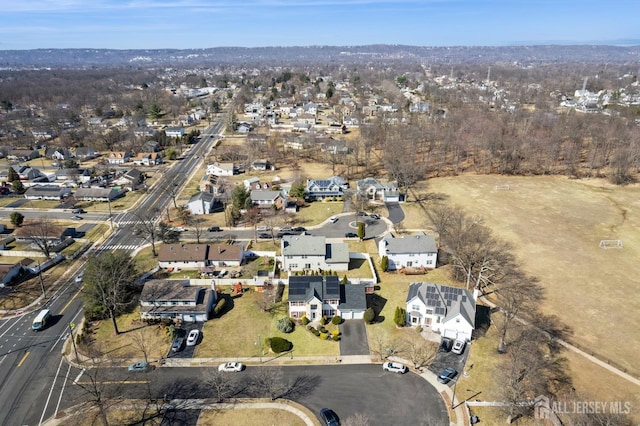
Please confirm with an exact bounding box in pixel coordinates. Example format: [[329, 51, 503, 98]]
[[0, 45, 639, 68]]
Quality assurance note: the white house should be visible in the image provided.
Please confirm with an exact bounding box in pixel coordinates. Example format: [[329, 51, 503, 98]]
[[158, 243, 244, 270], [405, 282, 476, 342], [206, 162, 235, 177], [186, 192, 217, 215], [165, 128, 185, 138], [378, 232, 438, 271], [281, 234, 349, 273], [356, 177, 401, 202], [305, 176, 347, 201], [139, 279, 217, 322], [287, 275, 366, 321]]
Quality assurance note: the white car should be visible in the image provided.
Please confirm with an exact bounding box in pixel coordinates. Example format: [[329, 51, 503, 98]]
[[218, 362, 245, 372], [382, 361, 408, 374], [74, 273, 84, 283], [329, 216, 338, 223], [186, 329, 200, 346], [452, 339, 466, 355], [256, 225, 270, 232]]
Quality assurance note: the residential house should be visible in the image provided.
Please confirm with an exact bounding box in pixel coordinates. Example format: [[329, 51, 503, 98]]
[[206, 162, 235, 177], [139, 279, 217, 322], [246, 133, 268, 146], [7, 149, 40, 162], [24, 185, 72, 200], [321, 139, 350, 154], [14, 165, 43, 181], [115, 168, 144, 190], [45, 148, 74, 160], [378, 232, 438, 271], [74, 187, 125, 202], [186, 192, 217, 215], [106, 151, 131, 165], [32, 129, 57, 140], [75, 147, 98, 160], [251, 159, 274, 171], [281, 234, 349, 273], [250, 190, 286, 210], [236, 122, 252, 133], [343, 115, 359, 128], [356, 177, 401, 202], [287, 275, 366, 320], [0, 259, 32, 287], [199, 174, 223, 195], [55, 168, 92, 184], [132, 152, 162, 166], [158, 243, 244, 270], [141, 141, 161, 153], [292, 122, 312, 133], [405, 282, 476, 342], [305, 176, 347, 201], [133, 127, 157, 138], [165, 128, 185, 138]]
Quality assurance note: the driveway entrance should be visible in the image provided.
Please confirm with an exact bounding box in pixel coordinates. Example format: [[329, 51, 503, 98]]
[[338, 320, 369, 356]]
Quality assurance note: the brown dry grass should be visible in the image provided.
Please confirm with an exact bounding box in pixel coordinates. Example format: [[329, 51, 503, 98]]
[[197, 406, 308, 426]]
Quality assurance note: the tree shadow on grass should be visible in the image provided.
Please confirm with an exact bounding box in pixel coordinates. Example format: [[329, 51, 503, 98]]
[[367, 293, 387, 324]]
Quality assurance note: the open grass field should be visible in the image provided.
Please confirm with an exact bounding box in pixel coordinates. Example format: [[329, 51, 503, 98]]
[[197, 405, 308, 426], [424, 175, 640, 377]]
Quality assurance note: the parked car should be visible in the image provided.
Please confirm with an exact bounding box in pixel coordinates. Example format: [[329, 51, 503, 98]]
[[329, 216, 338, 223], [72, 208, 86, 214], [357, 211, 367, 217], [74, 272, 84, 283], [256, 225, 270, 232], [452, 339, 466, 355], [128, 362, 150, 373], [437, 367, 458, 384], [382, 361, 408, 374], [172, 227, 187, 232], [344, 232, 358, 238], [218, 362, 245, 372], [369, 213, 380, 220], [258, 233, 271, 239], [186, 329, 200, 346], [171, 337, 185, 352], [293, 226, 306, 232], [319, 408, 340, 426], [439, 338, 453, 352], [279, 226, 293, 232], [208, 226, 222, 232], [71, 215, 83, 220]]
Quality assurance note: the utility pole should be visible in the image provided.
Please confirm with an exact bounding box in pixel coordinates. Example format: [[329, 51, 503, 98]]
[[69, 322, 80, 362], [107, 197, 114, 230], [37, 261, 46, 298]]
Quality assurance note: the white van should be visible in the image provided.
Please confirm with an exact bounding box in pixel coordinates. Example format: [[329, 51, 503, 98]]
[[32, 309, 51, 331]]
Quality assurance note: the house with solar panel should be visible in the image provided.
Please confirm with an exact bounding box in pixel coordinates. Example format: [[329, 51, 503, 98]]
[[305, 176, 348, 201], [281, 234, 349, 273], [405, 282, 476, 342], [288, 275, 367, 321]]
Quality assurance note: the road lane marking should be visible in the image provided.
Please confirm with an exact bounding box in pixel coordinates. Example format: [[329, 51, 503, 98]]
[[73, 368, 85, 384], [74, 380, 149, 385], [38, 356, 66, 426], [54, 363, 73, 417], [17, 352, 30, 367], [59, 288, 82, 315]]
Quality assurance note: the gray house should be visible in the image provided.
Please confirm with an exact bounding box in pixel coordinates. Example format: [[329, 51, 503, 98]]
[[287, 275, 366, 320], [139, 279, 217, 322]]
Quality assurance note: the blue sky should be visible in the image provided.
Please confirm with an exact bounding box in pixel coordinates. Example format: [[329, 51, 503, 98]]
[[1, 0, 639, 50]]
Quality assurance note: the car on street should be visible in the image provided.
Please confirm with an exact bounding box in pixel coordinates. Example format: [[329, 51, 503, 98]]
[[329, 216, 338, 223], [293, 226, 306, 232], [258, 233, 271, 239], [128, 362, 150, 373], [186, 329, 200, 346], [171, 337, 185, 352], [71, 215, 83, 220], [452, 339, 466, 355], [256, 225, 270, 232], [369, 213, 380, 220], [208, 226, 222, 232], [439, 338, 453, 352], [72, 208, 86, 214], [74, 272, 84, 283], [172, 227, 187, 232], [319, 408, 340, 426], [344, 232, 358, 238], [218, 362, 245, 372], [357, 211, 367, 217], [437, 367, 457, 384], [279, 226, 293, 232], [382, 361, 408, 374]]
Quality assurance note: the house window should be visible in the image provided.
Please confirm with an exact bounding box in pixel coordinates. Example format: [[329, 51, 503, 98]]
[[426, 260, 433, 265], [436, 316, 441, 323], [407, 261, 413, 267], [411, 304, 420, 311], [304, 263, 311, 269], [310, 304, 317, 310], [289, 263, 298, 269], [424, 318, 432, 326], [411, 317, 418, 324], [425, 309, 433, 315]]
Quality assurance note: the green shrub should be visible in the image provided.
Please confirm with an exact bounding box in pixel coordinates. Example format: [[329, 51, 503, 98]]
[[380, 256, 389, 272], [332, 335, 340, 341], [312, 329, 320, 336], [331, 315, 342, 325], [301, 315, 310, 326], [320, 332, 329, 340], [307, 325, 315, 331], [213, 298, 226, 316], [319, 326, 327, 333], [393, 306, 407, 327], [269, 336, 293, 353], [363, 307, 376, 324], [332, 329, 340, 337], [319, 315, 328, 325], [416, 326, 423, 333], [277, 317, 295, 333]]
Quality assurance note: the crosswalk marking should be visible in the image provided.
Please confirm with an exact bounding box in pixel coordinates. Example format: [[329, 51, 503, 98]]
[[93, 245, 139, 252]]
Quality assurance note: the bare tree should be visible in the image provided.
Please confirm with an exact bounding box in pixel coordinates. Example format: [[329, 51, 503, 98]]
[[130, 329, 151, 364], [206, 369, 241, 402], [132, 210, 162, 256], [22, 218, 65, 259], [401, 336, 439, 369], [190, 216, 206, 244], [249, 366, 288, 400]]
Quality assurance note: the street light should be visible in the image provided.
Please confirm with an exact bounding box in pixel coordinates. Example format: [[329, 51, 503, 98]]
[[37, 261, 46, 298]]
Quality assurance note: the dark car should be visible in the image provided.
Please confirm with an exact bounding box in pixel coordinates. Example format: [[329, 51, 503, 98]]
[[437, 367, 458, 384], [369, 213, 380, 220], [72, 208, 86, 214], [293, 227, 306, 232], [357, 211, 367, 217], [319, 408, 340, 426], [440, 338, 453, 352], [171, 337, 185, 352], [208, 226, 222, 232], [344, 232, 358, 238], [258, 233, 271, 239]]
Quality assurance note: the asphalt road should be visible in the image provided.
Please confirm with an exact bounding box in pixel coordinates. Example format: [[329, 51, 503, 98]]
[[60, 364, 449, 426]]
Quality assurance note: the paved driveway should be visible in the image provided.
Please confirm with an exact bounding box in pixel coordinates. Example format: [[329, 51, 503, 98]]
[[338, 320, 370, 355], [385, 202, 405, 224], [428, 341, 470, 387]]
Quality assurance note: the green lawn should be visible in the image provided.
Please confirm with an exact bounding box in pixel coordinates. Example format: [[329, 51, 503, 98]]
[[195, 289, 339, 358]]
